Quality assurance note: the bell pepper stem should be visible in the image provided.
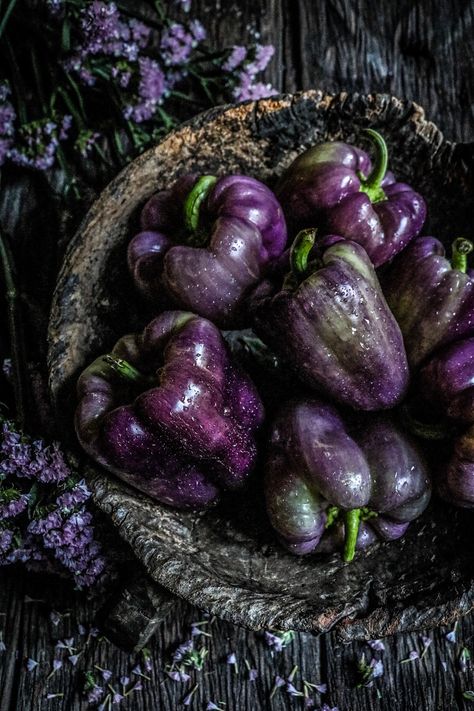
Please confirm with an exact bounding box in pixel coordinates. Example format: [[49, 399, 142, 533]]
[[103, 355, 152, 387], [359, 129, 388, 203], [343, 508, 360, 562], [290, 228, 317, 277], [451, 237, 473, 273], [184, 175, 217, 234]]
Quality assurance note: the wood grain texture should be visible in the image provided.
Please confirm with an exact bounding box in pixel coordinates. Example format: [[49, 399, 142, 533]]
[[189, 0, 474, 143], [47, 90, 474, 639], [1, 568, 474, 710]]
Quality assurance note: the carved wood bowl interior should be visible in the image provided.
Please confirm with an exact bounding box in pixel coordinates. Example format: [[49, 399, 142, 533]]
[[47, 91, 474, 640]]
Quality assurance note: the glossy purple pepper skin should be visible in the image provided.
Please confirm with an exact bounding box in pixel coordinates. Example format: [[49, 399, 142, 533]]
[[440, 428, 474, 508], [419, 337, 474, 423], [276, 132, 426, 267], [384, 236, 474, 368], [128, 174, 287, 326], [251, 235, 409, 410], [265, 399, 431, 557], [75, 311, 264, 509]]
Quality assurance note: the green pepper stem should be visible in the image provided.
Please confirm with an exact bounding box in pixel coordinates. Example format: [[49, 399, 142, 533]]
[[343, 509, 360, 562], [184, 175, 217, 234], [290, 228, 317, 277], [451, 237, 473, 273], [359, 129, 388, 203], [103, 355, 151, 387]]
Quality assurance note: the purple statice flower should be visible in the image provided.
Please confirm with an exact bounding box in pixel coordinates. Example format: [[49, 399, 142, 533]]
[[80, 1, 124, 56], [129, 19, 151, 48], [233, 76, 275, 102], [111, 64, 132, 88], [26, 658, 39, 671], [245, 44, 275, 75], [56, 480, 90, 512], [264, 630, 294, 652], [182, 684, 198, 706], [172, 638, 194, 664], [320, 706, 340, 711], [0, 493, 29, 519], [226, 652, 237, 665], [2, 358, 12, 380], [248, 668, 258, 681], [446, 623, 457, 643], [0, 101, 16, 137], [166, 669, 191, 682], [87, 684, 105, 704], [0, 529, 13, 554], [206, 703, 223, 711], [8, 118, 66, 171], [401, 650, 420, 663], [368, 639, 385, 652], [123, 58, 167, 124], [223, 46, 247, 72], [230, 43, 277, 102], [286, 681, 303, 697], [160, 22, 204, 66]]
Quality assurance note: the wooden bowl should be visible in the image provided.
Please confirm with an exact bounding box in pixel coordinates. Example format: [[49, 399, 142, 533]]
[[48, 91, 474, 640]]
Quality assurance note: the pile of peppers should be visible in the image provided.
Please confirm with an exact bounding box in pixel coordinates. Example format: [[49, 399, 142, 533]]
[[75, 128, 474, 562]]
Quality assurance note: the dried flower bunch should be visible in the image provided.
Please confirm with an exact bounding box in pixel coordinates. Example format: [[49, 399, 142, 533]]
[[0, 0, 276, 195]]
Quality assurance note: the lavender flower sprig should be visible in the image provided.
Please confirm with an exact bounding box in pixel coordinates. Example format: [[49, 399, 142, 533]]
[[0, 418, 110, 589]]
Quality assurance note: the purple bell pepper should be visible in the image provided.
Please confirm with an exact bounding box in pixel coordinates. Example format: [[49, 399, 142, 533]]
[[128, 174, 287, 326], [419, 337, 474, 423], [250, 231, 409, 410], [265, 399, 431, 560], [75, 311, 264, 509], [276, 130, 426, 267], [384, 236, 474, 368], [440, 429, 474, 508]]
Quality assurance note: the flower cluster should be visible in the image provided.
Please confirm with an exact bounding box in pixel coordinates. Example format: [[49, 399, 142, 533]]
[[0, 419, 109, 588], [0, 83, 16, 166], [8, 116, 72, 171], [0, 0, 276, 182], [222, 43, 276, 101]]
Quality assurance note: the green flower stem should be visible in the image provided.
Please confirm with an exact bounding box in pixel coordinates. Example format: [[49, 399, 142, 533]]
[[184, 175, 217, 234], [359, 129, 388, 203], [343, 509, 361, 562], [0, 231, 27, 428], [290, 228, 317, 277], [103, 355, 152, 388], [451, 237, 473, 273], [0, 0, 18, 39]]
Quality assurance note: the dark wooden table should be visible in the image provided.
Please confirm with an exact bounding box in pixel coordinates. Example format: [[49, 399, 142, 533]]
[[2, 1, 474, 709]]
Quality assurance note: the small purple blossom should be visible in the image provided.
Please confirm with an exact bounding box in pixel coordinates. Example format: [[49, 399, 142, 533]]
[[446, 623, 458, 643], [173, 638, 193, 663], [264, 630, 294, 651], [182, 683, 199, 706], [368, 639, 385, 652], [26, 658, 39, 671], [248, 668, 258, 681], [222, 46, 247, 71], [286, 681, 303, 697], [166, 669, 191, 682], [0, 493, 29, 519], [87, 684, 104, 704], [226, 652, 237, 665], [160, 22, 204, 66]]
